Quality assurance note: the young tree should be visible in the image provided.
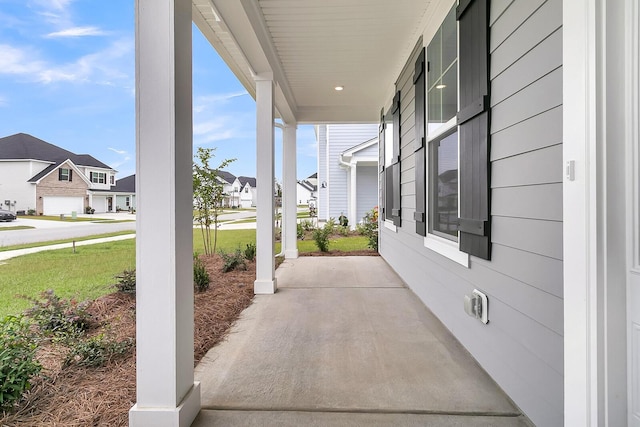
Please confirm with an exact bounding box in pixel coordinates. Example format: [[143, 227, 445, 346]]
[[193, 147, 235, 255]]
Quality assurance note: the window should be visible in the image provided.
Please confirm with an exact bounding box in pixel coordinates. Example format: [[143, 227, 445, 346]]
[[244, 187, 249, 193], [58, 168, 72, 182], [427, 4, 458, 242], [414, 0, 491, 263], [125, 196, 130, 207], [380, 91, 401, 229], [90, 172, 106, 184]]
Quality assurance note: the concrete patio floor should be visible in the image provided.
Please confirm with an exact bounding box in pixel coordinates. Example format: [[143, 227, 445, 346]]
[[193, 256, 531, 426]]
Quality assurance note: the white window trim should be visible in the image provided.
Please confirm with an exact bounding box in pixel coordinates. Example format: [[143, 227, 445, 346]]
[[422, 8, 468, 268], [384, 219, 397, 232], [424, 233, 468, 267]]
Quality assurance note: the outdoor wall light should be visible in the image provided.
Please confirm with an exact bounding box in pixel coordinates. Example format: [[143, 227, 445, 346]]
[[334, 86, 344, 91], [435, 84, 447, 89]]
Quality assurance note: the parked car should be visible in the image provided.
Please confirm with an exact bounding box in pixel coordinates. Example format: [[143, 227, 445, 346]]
[[0, 209, 16, 222]]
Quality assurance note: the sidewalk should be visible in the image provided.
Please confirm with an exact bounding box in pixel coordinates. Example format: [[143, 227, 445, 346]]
[[192, 257, 530, 426]]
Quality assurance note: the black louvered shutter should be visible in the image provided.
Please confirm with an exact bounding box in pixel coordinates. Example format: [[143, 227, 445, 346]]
[[58, 169, 63, 180], [379, 109, 389, 221], [414, 48, 426, 236], [391, 90, 401, 227], [69, 169, 73, 182], [457, 0, 491, 260]]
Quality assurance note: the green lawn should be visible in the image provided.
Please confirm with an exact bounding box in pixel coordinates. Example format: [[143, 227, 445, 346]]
[[0, 229, 367, 318], [0, 231, 136, 252], [0, 226, 35, 231]]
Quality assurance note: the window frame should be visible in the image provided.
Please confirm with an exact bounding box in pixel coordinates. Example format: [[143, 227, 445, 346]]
[[90, 172, 107, 184], [422, 2, 469, 268], [58, 168, 71, 181]]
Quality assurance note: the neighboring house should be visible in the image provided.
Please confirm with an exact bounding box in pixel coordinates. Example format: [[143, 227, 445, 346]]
[[296, 179, 316, 205], [133, 1, 637, 426], [216, 170, 238, 207], [111, 174, 136, 211], [0, 133, 117, 215], [235, 176, 256, 208], [316, 124, 378, 227]]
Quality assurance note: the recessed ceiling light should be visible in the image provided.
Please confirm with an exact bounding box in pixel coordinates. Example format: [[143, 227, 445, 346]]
[[435, 84, 446, 89], [334, 86, 344, 91]]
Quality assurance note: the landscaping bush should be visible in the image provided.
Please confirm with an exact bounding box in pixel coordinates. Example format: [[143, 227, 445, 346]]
[[193, 253, 210, 292], [357, 206, 379, 251], [22, 290, 92, 340], [244, 243, 256, 261], [299, 219, 315, 232], [113, 269, 136, 294], [297, 223, 304, 239], [0, 315, 41, 411], [312, 224, 332, 252], [64, 333, 133, 368], [219, 248, 247, 272]]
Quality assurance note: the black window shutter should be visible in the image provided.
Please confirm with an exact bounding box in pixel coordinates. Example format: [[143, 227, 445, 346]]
[[379, 108, 387, 220], [58, 169, 63, 180], [391, 90, 401, 227], [414, 48, 427, 236], [69, 169, 73, 182], [457, 0, 491, 260]]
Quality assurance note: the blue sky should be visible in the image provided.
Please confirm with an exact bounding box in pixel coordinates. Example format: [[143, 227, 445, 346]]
[[0, 0, 318, 181]]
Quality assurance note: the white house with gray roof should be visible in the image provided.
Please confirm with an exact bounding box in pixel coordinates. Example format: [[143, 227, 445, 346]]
[[0, 133, 117, 215]]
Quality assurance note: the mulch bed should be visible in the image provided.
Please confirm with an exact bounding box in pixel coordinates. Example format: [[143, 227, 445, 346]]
[[0, 254, 255, 427]]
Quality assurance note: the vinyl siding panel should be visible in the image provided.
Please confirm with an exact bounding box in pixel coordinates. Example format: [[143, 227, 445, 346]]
[[378, 1, 563, 425], [326, 124, 378, 220], [356, 165, 377, 223]]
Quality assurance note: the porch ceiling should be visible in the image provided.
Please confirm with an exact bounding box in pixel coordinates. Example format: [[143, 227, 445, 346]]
[[193, 0, 433, 124]]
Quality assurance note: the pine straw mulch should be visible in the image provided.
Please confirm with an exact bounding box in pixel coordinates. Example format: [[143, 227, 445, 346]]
[[0, 254, 255, 427]]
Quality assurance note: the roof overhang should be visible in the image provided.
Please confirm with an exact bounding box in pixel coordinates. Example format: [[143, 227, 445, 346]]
[[192, 0, 436, 124]]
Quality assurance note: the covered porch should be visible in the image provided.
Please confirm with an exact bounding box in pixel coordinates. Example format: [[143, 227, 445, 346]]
[[192, 256, 527, 426]]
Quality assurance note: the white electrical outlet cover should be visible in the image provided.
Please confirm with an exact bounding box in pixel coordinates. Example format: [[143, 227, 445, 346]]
[[472, 289, 489, 324]]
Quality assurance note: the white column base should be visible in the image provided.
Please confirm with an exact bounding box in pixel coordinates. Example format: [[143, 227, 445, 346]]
[[284, 249, 299, 259], [254, 278, 277, 294], [129, 382, 200, 427]]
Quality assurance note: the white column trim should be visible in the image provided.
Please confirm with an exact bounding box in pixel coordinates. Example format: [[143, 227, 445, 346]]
[[254, 75, 277, 294], [283, 123, 299, 259], [563, 0, 598, 425], [349, 162, 357, 229], [130, 0, 200, 425]]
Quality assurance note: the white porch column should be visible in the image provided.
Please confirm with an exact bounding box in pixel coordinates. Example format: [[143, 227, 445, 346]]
[[348, 164, 357, 229], [129, 0, 200, 426], [254, 74, 277, 294], [283, 123, 299, 259]]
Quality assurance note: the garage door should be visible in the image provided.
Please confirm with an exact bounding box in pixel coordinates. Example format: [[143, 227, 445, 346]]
[[42, 196, 84, 215]]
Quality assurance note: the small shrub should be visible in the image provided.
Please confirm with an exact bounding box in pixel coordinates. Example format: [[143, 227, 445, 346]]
[[312, 224, 332, 252], [0, 315, 42, 410], [219, 248, 247, 272], [338, 213, 348, 228], [300, 219, 315, 232], [338, 225, 350, 236], [113, 269, 136, 294], [244, 243, 256, 261], [357, 206, 379, 251], [297, 222, 304, 239], [325, 217, 337, 234], [22, 290, 92, 339], [27, 209, 36, 216], [64, 333, 133, 368], [193, 253, 210, 292]]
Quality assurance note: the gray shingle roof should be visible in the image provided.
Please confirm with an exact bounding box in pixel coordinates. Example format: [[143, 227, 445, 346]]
[[112, 174, 136, 192], [238, 176, 256, 188], [0, 133, 112, 169], [217, 170, 236, 185]]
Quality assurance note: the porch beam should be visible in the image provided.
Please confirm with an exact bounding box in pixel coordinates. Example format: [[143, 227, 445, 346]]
[[129, 0, 200, 425], [283, 123, 299, 259], [254, 74, 277, 294]]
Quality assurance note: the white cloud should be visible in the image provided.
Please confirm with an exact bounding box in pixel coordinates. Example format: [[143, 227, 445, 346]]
[[108, 147, 127, 155], [193, 91, 248, 113], [0, 96, 7, 107], [45, 26, 107, 38], [0, 38, 133, 86], [110, 156, 131, 170]]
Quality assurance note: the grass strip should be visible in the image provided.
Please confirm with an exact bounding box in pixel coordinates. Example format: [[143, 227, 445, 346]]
[[0, 231, 136, 252], [0, 226, 35, 231]]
